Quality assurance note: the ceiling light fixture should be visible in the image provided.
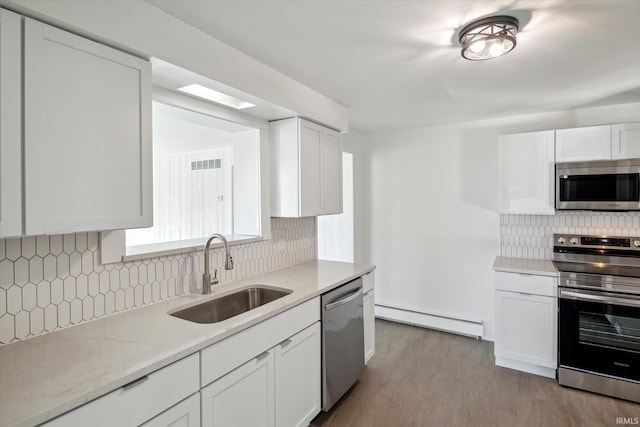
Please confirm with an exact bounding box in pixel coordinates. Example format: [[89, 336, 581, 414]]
[[459, 15, 519, 61], [177, 84, 256, 109]]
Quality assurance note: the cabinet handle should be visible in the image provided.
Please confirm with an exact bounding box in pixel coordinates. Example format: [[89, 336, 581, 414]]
[[279, 338, 292, 348], [519, 292, 532, 297], [255, 351, 270, 361], [121, 375, 149, 390]]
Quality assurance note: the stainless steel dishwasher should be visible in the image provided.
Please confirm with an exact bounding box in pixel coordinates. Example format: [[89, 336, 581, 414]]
[[321, 277, 365, 411]]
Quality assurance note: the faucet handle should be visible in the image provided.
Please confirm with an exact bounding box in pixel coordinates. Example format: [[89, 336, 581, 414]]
[[211, 269, 219, 285]]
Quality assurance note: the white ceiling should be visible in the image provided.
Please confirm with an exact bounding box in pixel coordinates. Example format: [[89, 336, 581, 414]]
[[147, 0, 640, 133]]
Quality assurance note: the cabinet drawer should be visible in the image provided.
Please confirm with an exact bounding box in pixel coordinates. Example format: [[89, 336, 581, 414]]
[[495, 271, 557, 297], [43, 353, 199, 427], [201, 297, 320, 387]]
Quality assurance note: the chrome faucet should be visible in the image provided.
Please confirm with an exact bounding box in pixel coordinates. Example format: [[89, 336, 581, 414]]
[[202, 233, 234, 294]]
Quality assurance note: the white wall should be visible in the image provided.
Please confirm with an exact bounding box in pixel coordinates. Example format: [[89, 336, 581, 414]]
[[318, 152, 354, 262], [366, 102, 640, 341]]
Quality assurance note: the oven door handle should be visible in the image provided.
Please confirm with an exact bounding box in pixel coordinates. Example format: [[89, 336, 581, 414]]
[[560, 289, 640, 308]]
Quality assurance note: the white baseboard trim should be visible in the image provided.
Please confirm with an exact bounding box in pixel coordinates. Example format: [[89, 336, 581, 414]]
[[374, 304, 484, 338], [495, 356, 557, 379]]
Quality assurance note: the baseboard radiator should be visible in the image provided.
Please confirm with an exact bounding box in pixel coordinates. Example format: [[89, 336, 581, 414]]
[[375, 303, 484, 339]]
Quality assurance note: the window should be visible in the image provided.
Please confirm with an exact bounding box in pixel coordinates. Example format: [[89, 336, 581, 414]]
[[120, 100, 265, 258]]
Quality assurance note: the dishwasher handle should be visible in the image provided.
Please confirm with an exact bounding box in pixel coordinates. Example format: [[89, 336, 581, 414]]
[[324, 286, 363, 311]]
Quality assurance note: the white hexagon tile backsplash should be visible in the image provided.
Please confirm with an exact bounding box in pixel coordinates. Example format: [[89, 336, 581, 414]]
[[0, 217, 316, 345], [501, 211, 640, 259]]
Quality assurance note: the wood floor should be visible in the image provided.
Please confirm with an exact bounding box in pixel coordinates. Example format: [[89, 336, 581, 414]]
[[312, 319, 639, 427]]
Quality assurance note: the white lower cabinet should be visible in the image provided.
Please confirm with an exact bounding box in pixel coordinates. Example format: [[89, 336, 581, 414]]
[[362, 272, 376, 364], [40, 296, 327, 427], [202, 351, 275, 427], [201, 322, 321, 427], [142, 393, 201, 427], [363, 289, 375, 363], [275, 323, 321, 427], [200, 298, 321, 427], [494, 272, 557, 379]]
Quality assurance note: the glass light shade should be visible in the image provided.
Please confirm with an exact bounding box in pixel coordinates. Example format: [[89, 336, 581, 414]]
[[459, 16, 519, 61]]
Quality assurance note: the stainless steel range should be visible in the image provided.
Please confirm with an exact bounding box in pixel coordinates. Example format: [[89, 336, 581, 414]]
[[554, 234, 640, 403]]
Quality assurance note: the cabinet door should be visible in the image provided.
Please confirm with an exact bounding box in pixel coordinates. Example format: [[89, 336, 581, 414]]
[[23, 18, 152, 235], [494, 290, 557, 369], [497, 130, 555, 214], [201, 351, 275, 427], [298, 119, 323, 217], [321, 128, 342, 215], [142, 393, 200, 427], [0, 8, 22, 238], [555, 125, 611, 162], [612, 122, 640, 160], [363, 289, 375, 364], [274, 322, 321, 427]]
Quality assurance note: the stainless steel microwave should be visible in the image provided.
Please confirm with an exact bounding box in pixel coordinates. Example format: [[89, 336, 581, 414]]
[[556, 159, 640, 211]]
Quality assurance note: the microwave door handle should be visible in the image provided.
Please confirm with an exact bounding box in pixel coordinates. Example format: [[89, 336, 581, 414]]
[[560, 289, 640, 308]]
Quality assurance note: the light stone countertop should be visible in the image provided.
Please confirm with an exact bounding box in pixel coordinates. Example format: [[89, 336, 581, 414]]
[[493, 256, 558, 277], [0, 260, 375, 427]]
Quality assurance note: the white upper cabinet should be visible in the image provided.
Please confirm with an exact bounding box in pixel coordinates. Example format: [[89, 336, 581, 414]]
[[555, 125, 612, 162], [298, 120, 323, 216], [498, 130, 555, 215], [271, 118, 342, 217], [0, 9, 22, 238], [321, 128, 343, 215], [612, 122, 640, 160], [556, 124, 640, 162], [23, 18, 152, 235]]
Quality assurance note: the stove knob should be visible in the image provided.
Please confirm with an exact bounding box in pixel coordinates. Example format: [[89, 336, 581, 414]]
[[556, 236, 566, 244], [634, 240, 640, 248], [569, 237, 579, 245]]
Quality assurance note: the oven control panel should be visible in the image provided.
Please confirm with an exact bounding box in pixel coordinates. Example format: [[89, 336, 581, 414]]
[[553, 234, 640, 252]]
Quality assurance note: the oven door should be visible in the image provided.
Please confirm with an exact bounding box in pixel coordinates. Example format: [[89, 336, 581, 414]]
[[559, 288, 640, 381]]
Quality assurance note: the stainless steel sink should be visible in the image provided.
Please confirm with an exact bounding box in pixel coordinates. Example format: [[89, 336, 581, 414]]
[[169, 286, 292, 324]]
